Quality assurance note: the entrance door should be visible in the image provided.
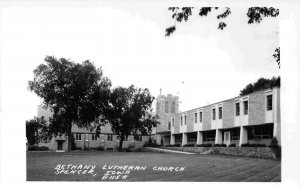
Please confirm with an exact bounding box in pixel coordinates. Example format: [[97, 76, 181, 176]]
[[224, 131, 230, 146], [57, 141, 63, 150]]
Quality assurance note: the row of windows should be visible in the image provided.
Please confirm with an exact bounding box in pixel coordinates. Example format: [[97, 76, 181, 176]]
[[180, 94, 273, 126], [235, 100, 248, 116], [74, 134, 143, 142]]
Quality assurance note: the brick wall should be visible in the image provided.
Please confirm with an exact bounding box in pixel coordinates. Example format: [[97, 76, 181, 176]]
[[202, 106, 212, 130], [249, 90, 265, 125], [174, 114, 180, 134], [223, 99, 234, 128], [186, 110, 194, 132]]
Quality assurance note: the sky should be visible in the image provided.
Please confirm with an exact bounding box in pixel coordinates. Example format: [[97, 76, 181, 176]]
[[0, 3, 279, 120]]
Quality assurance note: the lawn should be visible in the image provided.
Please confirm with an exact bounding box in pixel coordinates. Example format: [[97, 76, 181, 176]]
[[27, 151, 281, 182]]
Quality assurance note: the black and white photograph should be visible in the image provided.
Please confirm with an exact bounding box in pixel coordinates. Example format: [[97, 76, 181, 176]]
[[0, 0, 299, 187]]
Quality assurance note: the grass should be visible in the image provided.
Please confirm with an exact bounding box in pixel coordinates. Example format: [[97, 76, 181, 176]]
[[27, 151, 281, 182]]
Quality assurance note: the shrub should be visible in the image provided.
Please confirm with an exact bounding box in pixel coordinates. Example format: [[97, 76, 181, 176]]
[[169, 144, 181, 147], [197, 143, 212, 147], [96, 146, 104, 151], [143, 137, 160, 147], [213, 144, 226, 147], [28, 146, 49, 151], [241, 143, 267, 147], [126, 144, 135, 152], [269, 137, 279, 148], [229, 143, 236, 147], [183, 144, 195, 147]]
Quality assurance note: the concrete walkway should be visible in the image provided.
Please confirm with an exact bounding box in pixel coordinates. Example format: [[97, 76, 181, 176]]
[[145, 147, 195, 154]]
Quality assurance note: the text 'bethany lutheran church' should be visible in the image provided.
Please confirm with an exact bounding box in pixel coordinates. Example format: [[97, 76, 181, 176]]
[[37, 86, 280, 151]]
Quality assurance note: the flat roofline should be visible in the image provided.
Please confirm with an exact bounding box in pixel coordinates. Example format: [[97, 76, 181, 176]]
[[179, 86, 280, 114]]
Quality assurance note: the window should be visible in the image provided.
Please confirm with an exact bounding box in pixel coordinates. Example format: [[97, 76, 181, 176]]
[[172, 118, 174, 127], [244, 101, 248, 115], [165, 101, 169, 113], [85, 134, 89, 141], [181, 116, 183, 126], [267, 95, 273, 111], [230, 128, 240, 140], [168, 122, 171, 130], [184, 115, 187, 125], [107, 134, 113, 141], [117, 135, 127, 141], [187, 133, 197, 142], [171, 101, 175, 114], [218, 107, 222, 119], [235, 103, 240, 116], [134, 135, 142, 142], [75, 133, 81, 141], [200, 111, 203, 123], [248, 124, 273, 140], [212, 108, 216, 120], [195, 113, 197, 123], [175, 135, 182, 143], [203, 131, 216, 142], [92, 134, 97, 141]]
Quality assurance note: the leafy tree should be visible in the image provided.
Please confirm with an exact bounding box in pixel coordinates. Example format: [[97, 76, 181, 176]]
[[103, 85, 159, 151], [26, 116, 47, 146], [165, 7, 280, 68], [28, 56, 111, 150], [239, 76, 280, 96]]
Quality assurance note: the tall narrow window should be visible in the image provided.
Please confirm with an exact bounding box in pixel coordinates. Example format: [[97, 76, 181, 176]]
[[107, 134, 113, 141], [200, 111, 202, 123], [195, 113, 197, 123], [172, 118, 174, 127], [184, 115, 187, 125], [92, 134, 97, 141], [181, 116, 183, 126], [171, 101, 175, 114], [218, 107, 222, 119], [75, 133, 81, 141], [212, 108, 216, 120], [244, 101, 249, 115], [235, 103, 240, 116], [168, 122, 171, 130], [165, 101, 169, 113], [267, 95, 273, 111]]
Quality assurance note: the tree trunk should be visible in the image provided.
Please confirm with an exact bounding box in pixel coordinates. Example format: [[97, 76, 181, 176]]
[[118, 135, 124, 152], [67, 123, 72, 151]]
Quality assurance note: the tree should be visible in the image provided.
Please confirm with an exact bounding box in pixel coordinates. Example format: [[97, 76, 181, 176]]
[[28, 56, 111, 150], [103, 85, 159, 151], [165, 7, 280, 68], [239, 76, 280, 96], [26, 116, 47, 146]]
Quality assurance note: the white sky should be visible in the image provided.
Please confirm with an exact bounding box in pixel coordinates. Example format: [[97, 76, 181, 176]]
[[1, 4, 279, 120], [0, 1, 300, 187]]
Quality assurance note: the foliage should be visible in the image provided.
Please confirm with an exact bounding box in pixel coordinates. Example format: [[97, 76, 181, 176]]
[[28, 146, 49, 151], [26, 116, 49, 146], [183, 144, 195, 147], [241, 143, 267, 147], [239, 76, 280, 96], [143, 137, 160, 147], [103, 85, 160, 151], [165, 7, 280, 68], [213, 144, 227, 147], [229, 143, 236, 147], [28, 56, 111, 150], [197, 143, 212, 147], [167, 144, 181, 147], [273, 47, 280, 68], [269, 137, 279, 149]]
